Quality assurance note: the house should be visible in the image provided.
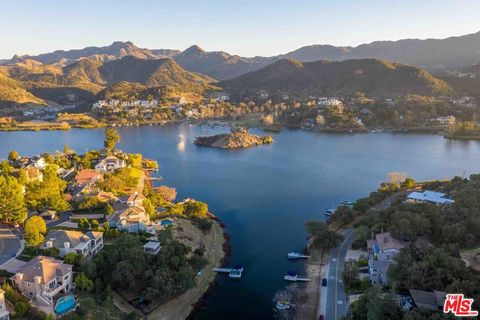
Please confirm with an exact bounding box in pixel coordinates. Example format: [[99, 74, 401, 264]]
[[367, 232, 405, 285], [257, 90, 269, 99], [27, 156, 46, 169], [0, 289, 9, 320], [108, 205, 151, 233], [435, 116, 455, 126], [10, 256, 73, 307], [74, 169, 102, 187], [317, 97, 342, 106], [94, 156, 126, 173], [409, 289, 445, 312], [407, 191, 454, 205], [143, 241, 161, 255], [122, 192, 146, 207], [42, 230, 104, 258]]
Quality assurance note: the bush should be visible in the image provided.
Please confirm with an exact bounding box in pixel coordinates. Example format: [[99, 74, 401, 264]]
[[15, 301, 29, 317]]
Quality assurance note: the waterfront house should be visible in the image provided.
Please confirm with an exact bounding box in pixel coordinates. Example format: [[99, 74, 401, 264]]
[[121, 192, 146, 207], [0, 289, 9, 320], [406, 190, 454, 205], [94, 156, 126, 173], [10, 256, 73, 307], [409, 289, 446, 312], [143, 241, 162, 254], [42, 230, 104, 258], [26, 166, 43, 182], [108, 205, 151, 233]]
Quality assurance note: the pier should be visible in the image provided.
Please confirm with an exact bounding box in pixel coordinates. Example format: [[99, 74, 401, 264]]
[[213, 267, 244, 279], [284, 275, 310, 282], [287, 252, 310, 260]]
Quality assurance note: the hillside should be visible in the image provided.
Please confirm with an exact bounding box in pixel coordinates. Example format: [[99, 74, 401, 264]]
[[0, 55, 214, 107], [0, 73, 45, 107], [174, 45, 272, 80], [219, 58, 452, 98]]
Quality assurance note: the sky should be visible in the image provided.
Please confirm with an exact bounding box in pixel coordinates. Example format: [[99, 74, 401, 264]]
[[1, 0, 480, 59]]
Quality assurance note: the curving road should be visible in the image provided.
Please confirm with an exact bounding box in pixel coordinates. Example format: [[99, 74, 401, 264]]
[[325, 228, 355, 320], [0, 225, 22, 266]]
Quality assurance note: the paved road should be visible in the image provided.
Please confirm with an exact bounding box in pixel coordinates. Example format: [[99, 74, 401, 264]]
[[0, 225, 22, 266], [325, 228, 355, 320]]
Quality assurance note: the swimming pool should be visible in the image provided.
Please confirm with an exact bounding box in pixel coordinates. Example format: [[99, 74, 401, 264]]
[[160, 219, 173, 226], [54, 295, 77, 315]]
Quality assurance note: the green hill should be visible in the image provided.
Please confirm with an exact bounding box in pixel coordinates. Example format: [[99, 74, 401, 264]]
[[219, 58, 452, 98]]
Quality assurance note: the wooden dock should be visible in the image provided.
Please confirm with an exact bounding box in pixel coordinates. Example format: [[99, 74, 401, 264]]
[[284, 275, 310, 282]]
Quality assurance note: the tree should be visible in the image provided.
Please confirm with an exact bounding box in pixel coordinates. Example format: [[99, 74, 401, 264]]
[[387, 172, 408, 189], [0, 176, 27, 224], [143, 198, 155, 219], [0, 160, 14, 176], [104, 128, 121, 152], [25, 216, 47, 246], [91, 219, 99, 230], [65, 252, 82, 266], [78, 217, 90, 232], [25, 165, 69, 212], [14, 301, 29, 317], [401, 177, 416, 189], [155, 185, 177, 202], [305, 221, 343, 251], [183, 201, 208, 218], [8, 150, 19, 162], [75, 273, 94, 291]]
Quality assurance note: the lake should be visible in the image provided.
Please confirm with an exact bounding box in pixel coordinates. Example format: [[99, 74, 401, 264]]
[[2, 125, 480, 319]]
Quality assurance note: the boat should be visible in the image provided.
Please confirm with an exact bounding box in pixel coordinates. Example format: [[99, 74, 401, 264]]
[[325, 208, 336, 216], [339, 199, 354, 206], [287, 252, 310, 260], [275, 301, 291, 310]]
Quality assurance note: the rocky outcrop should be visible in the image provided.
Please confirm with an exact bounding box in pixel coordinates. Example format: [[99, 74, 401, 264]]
[[194, 128, 274, 149]]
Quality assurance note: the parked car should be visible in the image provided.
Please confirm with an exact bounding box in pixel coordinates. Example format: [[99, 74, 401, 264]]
[[322, 278, 327, 286], [319, 315, 324, 320]]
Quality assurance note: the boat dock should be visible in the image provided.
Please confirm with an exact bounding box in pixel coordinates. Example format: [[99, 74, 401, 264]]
[[146, 176, 163, 181], [284, 275, 310, 282], [213, 267, 244, 279], [287, 252, 310, 260]]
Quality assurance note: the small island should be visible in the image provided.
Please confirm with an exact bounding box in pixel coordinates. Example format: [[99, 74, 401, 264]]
[[194, 127, 274, 149]]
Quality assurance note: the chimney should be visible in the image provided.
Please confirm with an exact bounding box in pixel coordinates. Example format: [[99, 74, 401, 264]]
[[64, 242, 70, 253]]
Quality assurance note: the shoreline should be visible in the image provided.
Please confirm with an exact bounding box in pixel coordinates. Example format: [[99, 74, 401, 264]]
[[111, 215, 228, 320]]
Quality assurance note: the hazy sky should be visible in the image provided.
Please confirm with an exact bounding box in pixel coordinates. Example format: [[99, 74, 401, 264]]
[[1, 0, 480, 59]]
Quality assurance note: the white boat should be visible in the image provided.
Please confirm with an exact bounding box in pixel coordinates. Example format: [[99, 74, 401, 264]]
[[275, 301, 291, 310], [325, 208, 336, 216], [339, 199, 354, 206], [287, 252, 300, 259]]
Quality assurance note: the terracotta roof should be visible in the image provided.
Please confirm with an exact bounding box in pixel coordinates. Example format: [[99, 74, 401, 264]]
[[75, 169, 101, 185], [15, 256, 72, 284]]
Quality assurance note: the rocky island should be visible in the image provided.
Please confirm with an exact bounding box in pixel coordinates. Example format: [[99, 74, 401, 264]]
[[194, 127, 274, 149]]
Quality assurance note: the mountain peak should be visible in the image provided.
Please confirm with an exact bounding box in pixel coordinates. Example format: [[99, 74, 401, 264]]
[[183, 45, 206, 55]]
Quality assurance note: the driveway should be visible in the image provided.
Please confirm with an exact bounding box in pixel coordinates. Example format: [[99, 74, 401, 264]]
[[325, 228, 355, 320], [0, 225, 22, 266]]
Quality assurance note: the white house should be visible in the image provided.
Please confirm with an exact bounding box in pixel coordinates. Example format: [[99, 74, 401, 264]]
[[143, 241, 162, 255], [317, 97, 343, 106], [10, 256, 73, 307], [42, 230, 104, 258], [108, 205, 151, 233], [367, 232, 405, 285], [435, 116, 455, 126], [406, 191, 454, 205], [0, 289, 9, 320], [94, 156, 126, 173]]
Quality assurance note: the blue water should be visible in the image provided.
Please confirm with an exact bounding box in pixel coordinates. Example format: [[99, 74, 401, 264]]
[[2, 125, 480, 319], [54, 295, 76, 315]]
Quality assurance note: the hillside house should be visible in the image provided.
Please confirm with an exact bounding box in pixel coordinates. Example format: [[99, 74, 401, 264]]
[[42, 230, 104, 258], [10, 256, 73, 307], [406, 191, 454, 205], [94, 156, 126, 173]]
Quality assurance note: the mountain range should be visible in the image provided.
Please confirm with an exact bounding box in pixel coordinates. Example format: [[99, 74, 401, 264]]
[[3, 31, 480, 80]]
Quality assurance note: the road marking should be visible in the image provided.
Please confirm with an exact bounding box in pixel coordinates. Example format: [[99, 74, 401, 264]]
[[337, 300, 343, 305], [332, 258, 337, 262], [334, 229, 354, 320]]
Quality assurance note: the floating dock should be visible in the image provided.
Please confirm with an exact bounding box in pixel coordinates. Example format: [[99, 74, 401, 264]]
[[287, 252, 310, 260], [284, 275, 310, 282], [213, 267, 244, 279]]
